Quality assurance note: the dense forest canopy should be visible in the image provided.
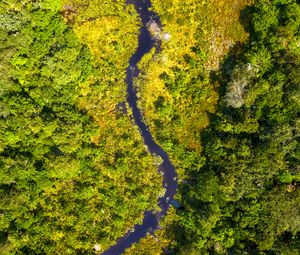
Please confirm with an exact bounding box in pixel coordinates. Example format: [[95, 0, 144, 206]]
[[173, 0, 300, 252], [0, 0, 299, 254]]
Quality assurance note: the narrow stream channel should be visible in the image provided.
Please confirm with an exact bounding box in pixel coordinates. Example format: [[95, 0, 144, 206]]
[[101, 0, 177, 254]]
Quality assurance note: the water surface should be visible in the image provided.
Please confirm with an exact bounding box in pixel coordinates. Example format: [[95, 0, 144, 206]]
[[101, 1, 177, 254]]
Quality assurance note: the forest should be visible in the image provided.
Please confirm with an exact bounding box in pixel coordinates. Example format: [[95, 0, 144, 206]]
[[0, 0, 299, 255]]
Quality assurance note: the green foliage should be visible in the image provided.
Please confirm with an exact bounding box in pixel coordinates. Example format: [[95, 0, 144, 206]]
[[171, 0, 300, 254]]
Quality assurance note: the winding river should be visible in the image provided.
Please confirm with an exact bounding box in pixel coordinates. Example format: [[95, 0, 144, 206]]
[[101, 0, 177, 254]]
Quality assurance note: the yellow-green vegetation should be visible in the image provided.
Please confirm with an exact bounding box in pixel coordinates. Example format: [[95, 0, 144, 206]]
[[123, 234, 166, 255], [0, 0, 162, 254], [123, 208, 178, 255], [135, 0, 252, 179]]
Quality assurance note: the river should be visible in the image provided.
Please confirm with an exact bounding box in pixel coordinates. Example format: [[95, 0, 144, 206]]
[[100, 0, 177, 254]]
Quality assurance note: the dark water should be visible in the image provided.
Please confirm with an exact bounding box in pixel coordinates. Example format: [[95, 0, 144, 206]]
[[100, 0, 177, 254]]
